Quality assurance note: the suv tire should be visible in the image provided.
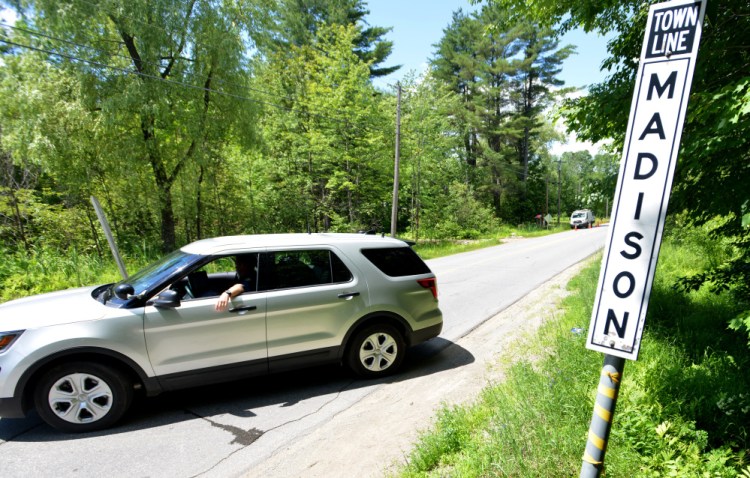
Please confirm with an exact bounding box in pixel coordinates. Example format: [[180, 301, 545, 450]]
[[347, 324, 405, 378], [34, 362, 133, 433]]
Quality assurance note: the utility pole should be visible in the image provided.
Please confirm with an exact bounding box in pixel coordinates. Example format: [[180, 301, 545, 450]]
[[557, 159, 562, 226], [390, 82, 401, 237], [605, 197, 609, 220]]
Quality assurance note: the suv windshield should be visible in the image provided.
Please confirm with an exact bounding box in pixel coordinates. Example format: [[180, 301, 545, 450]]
[[113, 250, 200, 297]]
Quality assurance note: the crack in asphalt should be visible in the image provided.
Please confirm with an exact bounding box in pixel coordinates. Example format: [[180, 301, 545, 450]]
[[189, 378, 358, 477], [185, 411, 264, 447]]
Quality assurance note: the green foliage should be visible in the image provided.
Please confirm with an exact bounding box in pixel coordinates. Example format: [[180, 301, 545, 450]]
[[256, 0, 399, 78], [251, 23, 392, 232], [4, 0, 264, 250], [731, 310, 750, 348], [0, 0, 617, 255], [0, 246, 123, 301], [0, 238, 161, 301], [420, 182, 499, 239]]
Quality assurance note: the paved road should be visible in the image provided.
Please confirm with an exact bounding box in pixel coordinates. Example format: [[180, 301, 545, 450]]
[[0, 227, 607, 478]]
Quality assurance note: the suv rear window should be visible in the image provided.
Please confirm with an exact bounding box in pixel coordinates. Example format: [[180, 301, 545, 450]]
[[360, 247, 430, 277]]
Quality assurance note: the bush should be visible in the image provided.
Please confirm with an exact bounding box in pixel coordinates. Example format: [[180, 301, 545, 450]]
[[421, 182, 499, 239]]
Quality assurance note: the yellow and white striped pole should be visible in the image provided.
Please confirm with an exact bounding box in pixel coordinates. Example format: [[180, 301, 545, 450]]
[[580, 354, 626, 478]]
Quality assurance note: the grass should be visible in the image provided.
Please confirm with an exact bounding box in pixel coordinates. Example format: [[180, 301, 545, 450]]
[[394, 227, 750, 477], [0, 246, 155, 302], [412, 224, 571, 260]]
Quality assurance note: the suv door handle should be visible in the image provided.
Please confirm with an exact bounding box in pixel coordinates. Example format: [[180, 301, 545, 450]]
[[337, 292, 360, 300], [229, 305, 257, 313]]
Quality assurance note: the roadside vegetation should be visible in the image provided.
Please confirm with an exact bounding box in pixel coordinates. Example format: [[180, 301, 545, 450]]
[[0, 222, 573, 302], [412, 223, 573, 260], [1, 0, 618, 262], [394, 222, 750, 477]]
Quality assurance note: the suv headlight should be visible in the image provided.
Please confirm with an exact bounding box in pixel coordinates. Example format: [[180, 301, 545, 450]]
[[0, 331, 24, 353]]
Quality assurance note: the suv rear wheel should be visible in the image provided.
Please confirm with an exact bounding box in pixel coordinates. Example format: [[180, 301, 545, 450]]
[[347, 324, 405, 378], [34, 362, 133, 433]]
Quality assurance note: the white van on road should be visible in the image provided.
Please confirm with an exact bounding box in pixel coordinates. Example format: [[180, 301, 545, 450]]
[[570, 209, 595, 229]]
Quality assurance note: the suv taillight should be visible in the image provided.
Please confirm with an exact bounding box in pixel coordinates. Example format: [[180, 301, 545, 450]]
[[417, 278, 438, 299]]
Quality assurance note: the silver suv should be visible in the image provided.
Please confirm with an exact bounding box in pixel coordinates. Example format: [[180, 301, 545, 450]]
[[0, 233, 442, 432]]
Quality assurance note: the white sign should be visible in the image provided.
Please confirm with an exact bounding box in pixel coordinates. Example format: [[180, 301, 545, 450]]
[[587, 0, 706, 360]]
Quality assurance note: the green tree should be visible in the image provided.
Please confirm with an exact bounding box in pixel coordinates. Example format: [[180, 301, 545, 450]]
[[252, 23, 391, 232], [431, 5, 573, 223], [395, 70, 468, 239], [431, 9, 484, 170], [257, 0, 399, 78], [0, 50, 110, 252], [5, 0, 261, 251], [587, 151, 618, 218]]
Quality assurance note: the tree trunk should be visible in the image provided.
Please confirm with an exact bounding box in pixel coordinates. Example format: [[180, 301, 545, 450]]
[[159, 184, 176, 252], [196, 166, 204, 240]]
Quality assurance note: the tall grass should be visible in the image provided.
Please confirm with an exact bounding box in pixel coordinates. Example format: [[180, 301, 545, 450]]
[[396, 226, 750, 477], [0, 246, 156, 302]]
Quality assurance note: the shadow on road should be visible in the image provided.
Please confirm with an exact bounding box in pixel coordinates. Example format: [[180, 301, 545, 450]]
[[0, 336, 473, 442]]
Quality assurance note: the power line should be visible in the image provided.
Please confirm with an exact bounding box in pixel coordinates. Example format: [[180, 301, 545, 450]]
[[71, 0, 197, 50], [2, 38, 262, 103], [0, 21, 305, 106]]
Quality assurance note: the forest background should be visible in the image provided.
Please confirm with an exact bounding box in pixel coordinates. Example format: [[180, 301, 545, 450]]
[[0, 1, 748, 342]]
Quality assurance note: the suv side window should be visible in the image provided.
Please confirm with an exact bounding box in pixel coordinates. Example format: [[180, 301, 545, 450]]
[[258, 250, 353, 291], [178, 253, 258, 300], [360, 247, 430, 277]]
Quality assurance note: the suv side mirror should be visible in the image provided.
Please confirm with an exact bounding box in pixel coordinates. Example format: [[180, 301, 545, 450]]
[[114, 283, 135, 300], [151, 289, 181, 309]]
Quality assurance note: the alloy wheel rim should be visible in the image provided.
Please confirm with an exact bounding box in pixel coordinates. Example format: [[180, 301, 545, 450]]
[[359, 332, 398, 372], [48, 373, 114, 424]]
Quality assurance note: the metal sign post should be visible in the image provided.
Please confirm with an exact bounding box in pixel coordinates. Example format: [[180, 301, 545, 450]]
[[581, 1, 706, 476], [91, 196, 128, 280]]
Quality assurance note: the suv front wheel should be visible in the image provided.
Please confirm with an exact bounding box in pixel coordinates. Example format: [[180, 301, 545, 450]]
[[347, 324, 405, 378], [34, 361, 133, 433]]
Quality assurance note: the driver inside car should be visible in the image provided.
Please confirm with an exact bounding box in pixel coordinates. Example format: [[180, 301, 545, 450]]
[[214, 254, 256, 312]]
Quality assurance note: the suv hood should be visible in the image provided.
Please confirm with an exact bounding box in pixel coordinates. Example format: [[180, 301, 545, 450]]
[[0, 286, 108, 331]]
